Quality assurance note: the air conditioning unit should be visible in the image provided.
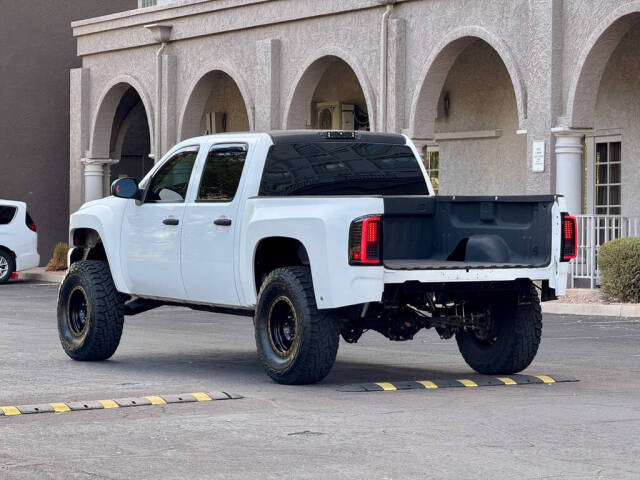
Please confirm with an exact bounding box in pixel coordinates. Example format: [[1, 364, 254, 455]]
[[315, 102, 355, 130]]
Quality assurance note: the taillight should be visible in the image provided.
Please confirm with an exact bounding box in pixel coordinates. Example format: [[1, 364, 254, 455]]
[[26, 212, 36, 232], [28, 223, 37, 232], [349, 215, 382, 265], [561, 213, 577, 261]]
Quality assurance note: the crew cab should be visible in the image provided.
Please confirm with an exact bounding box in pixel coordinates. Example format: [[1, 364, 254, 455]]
[[58, 131, 577, 384], [0, 200, 39, 284]]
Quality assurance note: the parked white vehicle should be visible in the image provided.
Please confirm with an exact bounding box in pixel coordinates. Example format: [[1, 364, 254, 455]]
[[58, 131, 577, 384], [0, 200, 39, 284]]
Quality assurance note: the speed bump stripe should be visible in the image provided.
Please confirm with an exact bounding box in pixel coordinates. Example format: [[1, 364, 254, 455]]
[[0, 406, 21, 416], [417, 380, 439, 389], [375, 382, 397, 391], [191, 392, 212, 402], [50, 403, 71, 413], [336, 375, 577, 392], [99, 399, 119, 409], [1, 391, 242, 419], [457, 379, 478, 387], [144, 396, 167, 405]]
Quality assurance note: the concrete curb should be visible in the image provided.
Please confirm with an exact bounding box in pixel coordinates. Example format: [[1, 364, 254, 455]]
[[18, 268, 65, 284], [542, 301, 640, 318]]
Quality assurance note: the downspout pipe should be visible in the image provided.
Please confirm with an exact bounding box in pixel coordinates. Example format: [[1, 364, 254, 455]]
[[378, 1, 395, 133], [144, 24, 172, 162]]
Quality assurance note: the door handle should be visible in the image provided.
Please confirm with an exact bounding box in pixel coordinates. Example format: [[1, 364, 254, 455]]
[[214, 218, 232, 226], [163, 218, 180, 226]]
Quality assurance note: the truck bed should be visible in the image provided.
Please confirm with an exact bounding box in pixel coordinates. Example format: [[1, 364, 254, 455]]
[[382, 195, 555, 271]]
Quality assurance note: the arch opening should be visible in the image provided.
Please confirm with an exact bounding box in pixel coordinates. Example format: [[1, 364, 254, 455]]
[[573, 16, 640, 217], [285, 56, 372, 131], [412, 39, 526, 196], [180, 70, 250, 140]]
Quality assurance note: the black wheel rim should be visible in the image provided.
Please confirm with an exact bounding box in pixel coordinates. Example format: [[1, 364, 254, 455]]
[[471, 308, 498, 345], [268, 297, 297, 356], [68, 287, 89, 337]]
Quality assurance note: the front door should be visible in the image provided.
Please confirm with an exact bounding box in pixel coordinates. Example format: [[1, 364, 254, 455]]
[[124, 146, 200, 300], [181, 143, 248, 306]]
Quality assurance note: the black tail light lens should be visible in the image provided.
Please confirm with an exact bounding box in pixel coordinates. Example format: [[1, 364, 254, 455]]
[[26, 212, 37, 232], [349, 215, 382, 265], [561, 213, 577, 261]]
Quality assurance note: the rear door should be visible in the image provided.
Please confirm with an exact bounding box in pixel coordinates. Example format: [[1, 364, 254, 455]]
[[181, 143, 248, 306], [123, 146, 200, 299]]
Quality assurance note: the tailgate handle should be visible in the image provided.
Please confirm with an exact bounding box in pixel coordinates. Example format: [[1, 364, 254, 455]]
[[214, 218, 232, 226]]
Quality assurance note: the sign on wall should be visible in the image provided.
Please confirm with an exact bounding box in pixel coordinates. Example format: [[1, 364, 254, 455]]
[[532, 140, 545, 173]]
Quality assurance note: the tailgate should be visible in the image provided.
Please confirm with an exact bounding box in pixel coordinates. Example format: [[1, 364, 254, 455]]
[[382, 195, 555, 270]]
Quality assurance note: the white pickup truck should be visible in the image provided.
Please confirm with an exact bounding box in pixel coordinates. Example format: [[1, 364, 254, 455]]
[[58, 131, 577, 384]]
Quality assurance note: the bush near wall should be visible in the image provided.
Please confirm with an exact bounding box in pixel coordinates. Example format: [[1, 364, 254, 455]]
[[598, 237, 640, 303], [45, 242, 69, 272]]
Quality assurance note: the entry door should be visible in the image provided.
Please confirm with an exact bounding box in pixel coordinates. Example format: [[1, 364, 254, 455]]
[[124, 147, 199, 300], [181, 144, 248, 306]]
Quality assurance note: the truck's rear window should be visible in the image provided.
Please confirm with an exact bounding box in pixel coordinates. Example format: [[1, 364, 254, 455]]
[[258, 142, 429, 196]]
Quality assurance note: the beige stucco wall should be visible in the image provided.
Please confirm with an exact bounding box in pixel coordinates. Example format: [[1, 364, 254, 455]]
[[198, 71, 250, 134], [69, 0, 640, 214]]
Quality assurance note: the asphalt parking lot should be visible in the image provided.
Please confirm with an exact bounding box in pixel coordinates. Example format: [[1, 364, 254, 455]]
[[1, 281, 639, 479]]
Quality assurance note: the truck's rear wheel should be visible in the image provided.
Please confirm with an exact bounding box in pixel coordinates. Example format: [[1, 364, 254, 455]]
[[254, 266, 340, 385], [57, 260, 124, 361], [456, 285, 542, 375]]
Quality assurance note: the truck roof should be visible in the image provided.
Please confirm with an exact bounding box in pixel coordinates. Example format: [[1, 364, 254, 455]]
[[176, 131, 407, 148]]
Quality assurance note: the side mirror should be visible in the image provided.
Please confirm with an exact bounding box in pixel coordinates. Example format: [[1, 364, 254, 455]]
[[111, 178, 141, 200]]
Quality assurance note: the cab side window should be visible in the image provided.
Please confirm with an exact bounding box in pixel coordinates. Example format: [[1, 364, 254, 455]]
[[197, 145, 247, 202], [146, 148, 199, 203]]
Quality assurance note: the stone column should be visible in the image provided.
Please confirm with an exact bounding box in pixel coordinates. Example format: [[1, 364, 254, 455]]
[[255, 38, 281, 131], [553, 128, 586, 214], [82, 158, 118, 202], [69, 68, 90, 213]]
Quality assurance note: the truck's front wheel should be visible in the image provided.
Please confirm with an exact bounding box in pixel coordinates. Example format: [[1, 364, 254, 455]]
[[255, 267, 340, 385], [456, 285, 542, 375], [57, 260, 124, 361]]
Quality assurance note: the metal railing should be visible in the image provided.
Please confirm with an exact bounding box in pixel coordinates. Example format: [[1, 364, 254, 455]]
[[570, 215, 640, 289]]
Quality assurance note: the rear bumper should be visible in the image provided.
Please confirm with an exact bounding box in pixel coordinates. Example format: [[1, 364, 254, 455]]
[[383, 262, 568, 296], [16, 252, 40, 272]]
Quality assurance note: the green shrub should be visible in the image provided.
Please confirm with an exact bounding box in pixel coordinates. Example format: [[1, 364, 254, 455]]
[[598, 237, 640, 303], [45, 242, 69, 272]]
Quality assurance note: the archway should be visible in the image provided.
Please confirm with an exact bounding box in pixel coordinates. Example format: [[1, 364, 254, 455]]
[[409, 31, 527, 195], [89, 79, 154, 189], [566, 8, 640, 217], [180, 70, 251, 140], [284, 54, 374, 131]]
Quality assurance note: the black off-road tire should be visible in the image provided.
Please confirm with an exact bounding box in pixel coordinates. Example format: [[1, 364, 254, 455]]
[[0, 250, 15, 284], [57, 260, 124, 361], [254, 266, 340, 385], [456, 284, 542, 375]]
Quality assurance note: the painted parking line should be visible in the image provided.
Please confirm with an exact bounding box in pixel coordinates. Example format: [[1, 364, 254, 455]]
[[0, 391, 243, 418], [337, 374, 578, 392]]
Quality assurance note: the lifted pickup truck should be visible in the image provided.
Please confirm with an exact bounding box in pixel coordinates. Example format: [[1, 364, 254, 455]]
[[58, 131, 577, 384]]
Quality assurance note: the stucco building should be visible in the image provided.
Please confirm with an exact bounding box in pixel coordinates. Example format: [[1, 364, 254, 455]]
[[0, 0, 135, 264], [70, 0, 640, 281]]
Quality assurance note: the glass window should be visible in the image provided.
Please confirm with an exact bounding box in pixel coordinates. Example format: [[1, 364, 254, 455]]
[[594, 141, 622, 215], [259, 142, 429, 196], [197, 145, 247, 202], [0, 206, 17, 225], [424, 145, 439, 195], [146, 148, 199, 203]]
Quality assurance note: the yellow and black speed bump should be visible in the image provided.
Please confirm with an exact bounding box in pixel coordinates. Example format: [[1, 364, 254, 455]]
[[0, 391, 242, 418], [337, 374, 577, 392]]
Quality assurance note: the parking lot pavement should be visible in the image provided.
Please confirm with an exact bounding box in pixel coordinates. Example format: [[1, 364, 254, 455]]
[[1, 281, 639, 479]]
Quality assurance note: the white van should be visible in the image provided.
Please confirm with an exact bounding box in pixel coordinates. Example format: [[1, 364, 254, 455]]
[[0, 200, 39, 283]]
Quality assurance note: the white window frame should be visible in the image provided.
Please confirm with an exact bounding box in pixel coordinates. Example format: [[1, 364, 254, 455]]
[[585, 133, 622, 215]]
